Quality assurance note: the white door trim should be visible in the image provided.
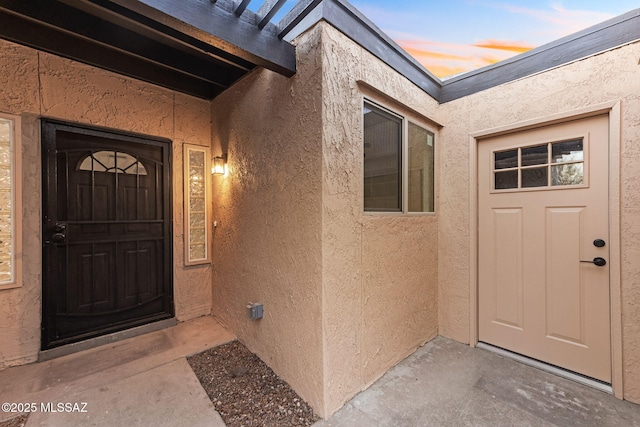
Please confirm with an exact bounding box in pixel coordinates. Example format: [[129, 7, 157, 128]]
[[468, 100, 623, 398]]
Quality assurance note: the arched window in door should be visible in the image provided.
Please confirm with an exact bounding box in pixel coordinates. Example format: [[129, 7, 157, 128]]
[[78, 150, 147, 175]]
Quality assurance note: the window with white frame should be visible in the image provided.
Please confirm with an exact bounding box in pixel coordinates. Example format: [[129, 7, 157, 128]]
[[363, 100, 435, 213], [0, 114, 21, 289]]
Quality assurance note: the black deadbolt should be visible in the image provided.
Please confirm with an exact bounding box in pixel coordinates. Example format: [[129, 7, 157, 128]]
[[593, 239, 606, 247]]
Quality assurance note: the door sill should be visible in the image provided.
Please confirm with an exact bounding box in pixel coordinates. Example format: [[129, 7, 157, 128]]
[[476, 342, 613, 395], [38, 317, 178, 362]]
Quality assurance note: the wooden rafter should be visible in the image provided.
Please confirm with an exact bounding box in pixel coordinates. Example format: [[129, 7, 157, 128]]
[[0, 0, 324, 98], [234, 0, 252, 17], [277, 0, 323, 39], [256, 0, 287, 29]]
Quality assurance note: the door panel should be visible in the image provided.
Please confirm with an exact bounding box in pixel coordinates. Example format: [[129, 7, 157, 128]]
[[545, 207, 585, 345], [478, 115, 611, 383], [492, 208, 524, 329], [42, 121, 173, 350]]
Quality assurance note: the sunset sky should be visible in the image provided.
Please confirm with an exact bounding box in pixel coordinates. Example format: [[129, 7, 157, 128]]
[[348, 0, 639, 78], [266, 1, 638, 79]]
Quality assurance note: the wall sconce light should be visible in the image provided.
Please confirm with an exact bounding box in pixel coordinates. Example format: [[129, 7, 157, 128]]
[[212, 153, 227, 175]]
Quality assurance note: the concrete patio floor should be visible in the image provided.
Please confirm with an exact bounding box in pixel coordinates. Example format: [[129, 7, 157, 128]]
[[316, 337, 640, 427], [1, 317, 639, 426]]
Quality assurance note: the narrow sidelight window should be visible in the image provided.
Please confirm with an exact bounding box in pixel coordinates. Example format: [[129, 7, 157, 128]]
[[184, 144, 210, 265], [0, 114, 21, 289]]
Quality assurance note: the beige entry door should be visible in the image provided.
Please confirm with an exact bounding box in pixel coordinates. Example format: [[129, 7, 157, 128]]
[[478, 114, 611, 383]]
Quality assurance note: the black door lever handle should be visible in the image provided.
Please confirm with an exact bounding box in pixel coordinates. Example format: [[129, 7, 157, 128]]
[[51, 233, 66, 242], [580, 257, 606, 267]]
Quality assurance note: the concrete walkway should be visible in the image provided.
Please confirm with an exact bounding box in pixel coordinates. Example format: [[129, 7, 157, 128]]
[[0, 316, 234, 427], [1, 318, 639, 426]]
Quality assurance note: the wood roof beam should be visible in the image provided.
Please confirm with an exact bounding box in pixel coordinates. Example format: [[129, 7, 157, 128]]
[[256, 0, 287, 30], [234, 0, 251, 17], [107, 0, 297, 76]]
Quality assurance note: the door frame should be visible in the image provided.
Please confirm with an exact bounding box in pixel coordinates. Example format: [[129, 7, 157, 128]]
[[40, 119, 175, 350], [468, 101, 623, 398]]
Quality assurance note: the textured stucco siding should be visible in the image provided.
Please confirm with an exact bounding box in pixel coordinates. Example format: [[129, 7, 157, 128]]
[[209, 27, 325, 413], [0, 38, 213, 369], [208, 23, 442, 418], [438, 41, 640, 402], [320, 24, 441, 417], [2, 13, 639, 420]]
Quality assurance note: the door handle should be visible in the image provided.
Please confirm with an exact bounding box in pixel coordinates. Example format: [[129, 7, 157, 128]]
[[51, 233, 66, 243], [48, 223, 67, 244], [580, 257, 606, 267]]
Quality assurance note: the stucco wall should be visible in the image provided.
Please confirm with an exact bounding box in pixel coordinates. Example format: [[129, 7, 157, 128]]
[[438, 41, 640, 402], [209, 26, 325, 413], [4, 12, 637, 419], [209, 23, 442, 418], [319, 24, 441, 416], [0, 38, 212, 368]]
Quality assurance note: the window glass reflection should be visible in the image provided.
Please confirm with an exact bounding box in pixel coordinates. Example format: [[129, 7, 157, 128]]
[[552, 163, 584, 186], [521, 145, 547, 166], [522, 167, 548, 188], [552, 139, 583, 163], [364, 103, 402, 211], [495, 170, 518, 189], [408, 123, 435, 213], [494, 149, 518, 170]]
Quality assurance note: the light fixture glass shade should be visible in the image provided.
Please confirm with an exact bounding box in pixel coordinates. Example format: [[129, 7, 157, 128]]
[[212, 155, 226, 175]]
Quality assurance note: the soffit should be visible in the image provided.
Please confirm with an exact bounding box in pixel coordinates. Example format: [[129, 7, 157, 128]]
[[0, 0, 313, 99]]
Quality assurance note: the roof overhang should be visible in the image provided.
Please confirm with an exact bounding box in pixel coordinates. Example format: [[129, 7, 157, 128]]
[[0, 0, 302, 99]]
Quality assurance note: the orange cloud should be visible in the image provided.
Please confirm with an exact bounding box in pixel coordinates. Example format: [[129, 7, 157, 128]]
[[473, 39, 533, 53], [395, 37, 532, 79], [480, 56, 502, 66], [427, 65, 469, 79], [400, 45, 470, 61]]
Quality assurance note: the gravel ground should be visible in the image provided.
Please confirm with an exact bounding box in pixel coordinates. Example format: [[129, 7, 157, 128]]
[[188, 341, 320, 427], [0, 414, 27, 427]]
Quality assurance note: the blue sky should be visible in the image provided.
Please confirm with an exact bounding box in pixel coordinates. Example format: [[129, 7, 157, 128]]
[[261, 1, 638, 78], [348, 0, 639, 78]]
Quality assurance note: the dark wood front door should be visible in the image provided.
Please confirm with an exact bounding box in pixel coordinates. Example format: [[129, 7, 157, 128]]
[[41, 121, 173, 350]]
